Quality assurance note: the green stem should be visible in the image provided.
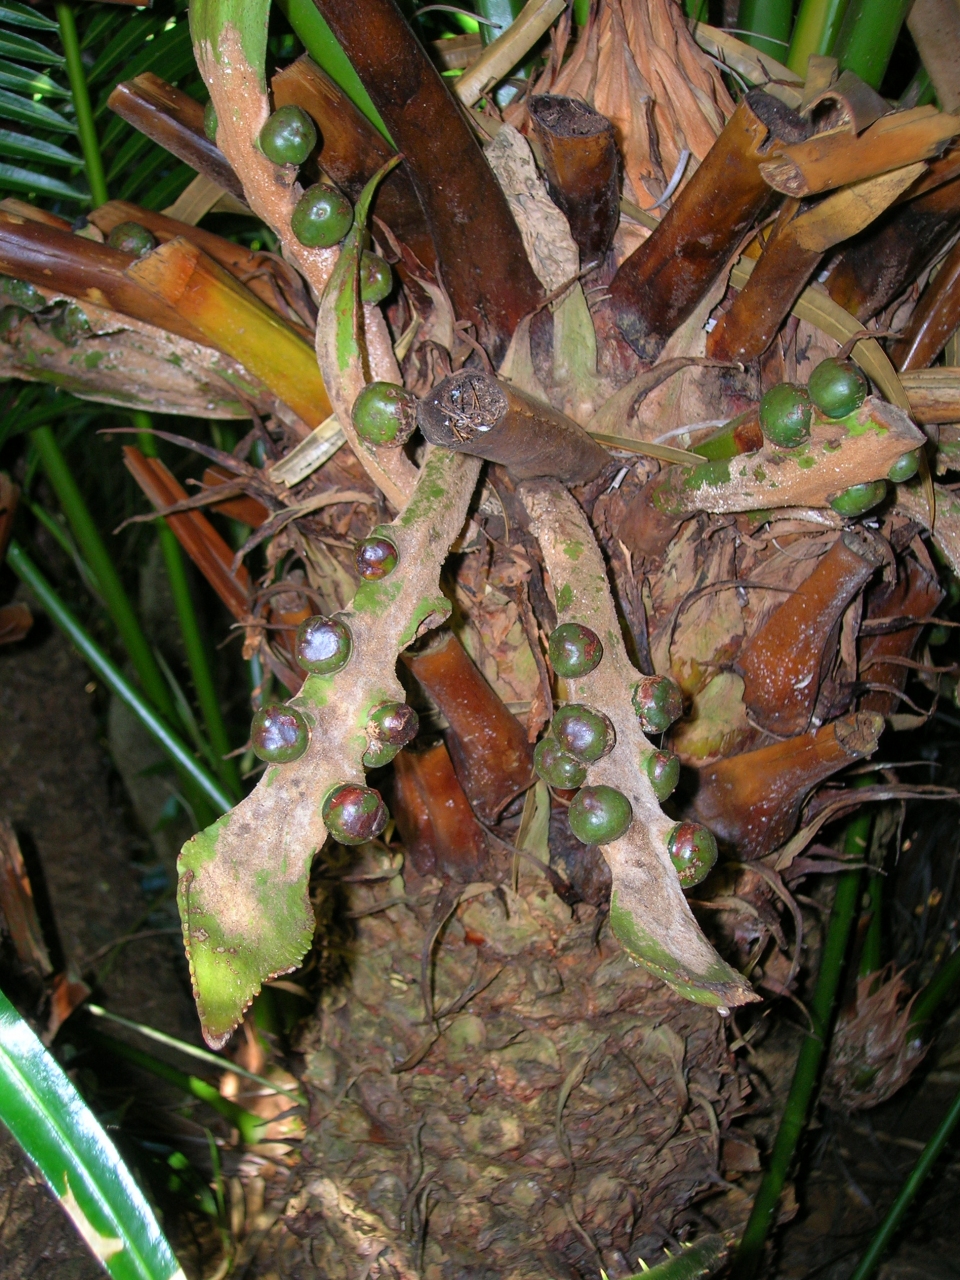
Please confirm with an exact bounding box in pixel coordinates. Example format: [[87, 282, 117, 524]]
[[786, 0, 849, 73], [5, 540, 233, 815], [731, 812, 870, 1279], [736, 0, 794, 62], [54, 2, 107, 206], [831, 0, 913, 90], [92, 1032, 266, 1145], [849, 1084, 960, 1280], [860, 869, 883, 977], [135, 417, 240, 801], [274, 0, 392, 143], [911, 944, 960, 1032], [899, 65, 936, 108], [573, 0, 591, 27], [31, 426, 177, 726]]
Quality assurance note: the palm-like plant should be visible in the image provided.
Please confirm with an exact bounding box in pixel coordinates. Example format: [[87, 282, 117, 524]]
[[2, 0, 960, 1277]]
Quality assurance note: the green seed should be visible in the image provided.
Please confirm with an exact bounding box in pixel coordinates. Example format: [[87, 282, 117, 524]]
[[929, 625, 950, 647], [533, 738, 587, 789], [667, 821, 718, 887], [360, 251, 392, 304], [322, 783, 388, 845], [568, 785, 633, 844], [644, 750, 680, 801], [107, 221, 156, 257], [362, 740, 400, 768], [250, 703, 309, 763], [355, 535, 399, 580], [368, 701, 419, 747], [631, 675, 683, 734], [291, 184, 354, 248], [50, 302, 90, 345], [258, 105, 317, 166], [552, 704, 615, 762], [203, 99, 218, 142], [809, 357, 868, 419], [887, 448, 921, 483], [759, 383, 812, 448], [352, 381, 417, 447], [0, 276, 43, 311], [828, 479, 887, 517], [548, 622, 602, 678], [295, 615, 352, 674]]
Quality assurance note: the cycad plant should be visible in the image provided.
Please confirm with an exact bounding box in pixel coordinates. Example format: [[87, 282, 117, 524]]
[[2, 0, 960, 1275]]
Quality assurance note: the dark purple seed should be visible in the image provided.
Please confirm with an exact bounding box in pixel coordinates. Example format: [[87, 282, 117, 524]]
[[632, 675, 683, 733], [644, 750, 680, 801], [322, 783, 388, 845], [568, 785, 632, 844], [250, 704, 309, 763], [368, 702, 419, 747], [548, 622, 602, 678], [295, 615, 352, 674], [356, 536, 399, 580], [533, 738, 587, 789], [667, 821, 718, 887], [552, 704, 615, 762]]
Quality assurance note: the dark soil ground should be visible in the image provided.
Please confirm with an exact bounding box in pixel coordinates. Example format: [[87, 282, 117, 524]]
[[0, 620, 958, 1279]]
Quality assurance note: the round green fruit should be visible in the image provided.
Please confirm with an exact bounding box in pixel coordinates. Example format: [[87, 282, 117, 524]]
[[352, 381, 417, 447], [667, 821, 718, 886], [295, 615, 353, 674], [552, 704, 615, 762], [0, 276, 43, 311], [291, 184, 354, 248], [107, 221, 156, 257], [548, 622, 602, 678], [258, 105, 316, 166], [759, 383, 811, 448], [887, 448, 921, 483], [568, 785, 633, 844], [808, 357, 867, 419], [355, 535, 399, 580], [203, 99, 218, 142], [50, 302, 90, 344], [360, 251, 392, 304], [533, 738, 587, 789], [250, 703, 309, 763], [645, 750, 680, 801], [322, 783, 388, 844], [828, 479, 887, 518], [368, 701, 419, 748], [632, 675, 683, 734]]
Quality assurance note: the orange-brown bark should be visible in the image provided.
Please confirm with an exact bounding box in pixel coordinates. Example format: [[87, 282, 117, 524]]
[[609, 90, 807, 360], [735, 531, 882, 737], [391, 740, 492, 881], [310, 0, 542, 361], [107, 73, 244, 201], [889, 235, 960, 371], [528, 94, 620, 267], [402, 631, 535, 825], [691, 712, 884, 859]]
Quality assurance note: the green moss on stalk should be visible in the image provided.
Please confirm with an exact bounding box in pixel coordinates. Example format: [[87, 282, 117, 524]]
[[556, 583, 573, 613]]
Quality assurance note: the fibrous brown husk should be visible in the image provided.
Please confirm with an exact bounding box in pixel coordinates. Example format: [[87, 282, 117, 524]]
[[823, 966, 927, 1110], [286, 853, 752, 1279]]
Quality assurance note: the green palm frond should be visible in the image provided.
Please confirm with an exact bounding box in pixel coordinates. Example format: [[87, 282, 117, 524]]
[[0, 0, 200, 213]]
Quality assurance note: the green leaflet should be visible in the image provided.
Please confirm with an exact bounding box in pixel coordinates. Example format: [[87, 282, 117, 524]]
[[0, 126, 79, 166], [328, 154, 402, 377], [189, 0, 270, 90], [0, 161, 87, 200], [0, 988, 185, 1280]]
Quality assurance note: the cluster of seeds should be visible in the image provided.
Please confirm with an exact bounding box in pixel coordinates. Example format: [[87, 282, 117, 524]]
[[256, 104, 393, 296], [245, 537, 418, 844], [534, 622, 718, 886], [758, 356, 920, 517]]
